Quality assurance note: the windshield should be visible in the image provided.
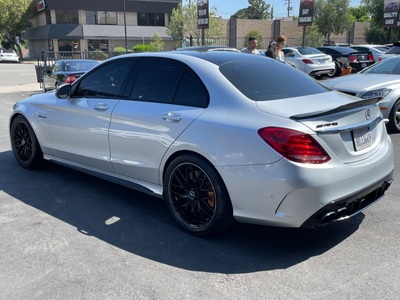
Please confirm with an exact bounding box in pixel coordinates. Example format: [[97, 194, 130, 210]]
[[385, 46, 400, 54], [297, 47, 324, 55], [219, 57, 329, 101], [360, 58, 400, 74]]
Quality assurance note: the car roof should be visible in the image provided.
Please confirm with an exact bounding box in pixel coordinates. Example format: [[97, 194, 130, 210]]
[[175, 46, 240, 52], [55, 59, 99, 63], [105, 50, 262, 67]]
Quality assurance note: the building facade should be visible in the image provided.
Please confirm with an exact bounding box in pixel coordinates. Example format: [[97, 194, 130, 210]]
[[25, 0, 181, 58]]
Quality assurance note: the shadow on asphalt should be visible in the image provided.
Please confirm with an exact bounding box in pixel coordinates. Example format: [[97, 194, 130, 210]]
[[0, 150, 363, 274]]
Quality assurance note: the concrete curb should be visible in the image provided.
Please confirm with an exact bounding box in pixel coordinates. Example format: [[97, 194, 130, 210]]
[[0, 83, 41, 93]]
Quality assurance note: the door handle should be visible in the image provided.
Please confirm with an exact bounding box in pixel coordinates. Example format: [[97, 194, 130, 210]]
[[162, 112, 182, 122], [94, 104, 109, 111]]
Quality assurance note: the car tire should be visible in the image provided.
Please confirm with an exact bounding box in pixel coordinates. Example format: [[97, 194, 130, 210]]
[[387, 99, 400, 133], [334, 61, 341, 76], [164, 155, 234, 236], [10, 115, 44, 169]]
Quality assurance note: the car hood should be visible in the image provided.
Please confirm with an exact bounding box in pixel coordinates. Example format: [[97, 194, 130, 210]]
[[256, 91, 362, 119], [323, 74, 400, 91]]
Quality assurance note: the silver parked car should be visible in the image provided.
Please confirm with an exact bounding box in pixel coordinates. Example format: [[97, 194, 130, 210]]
[[323, 55, 400, 133], [282, 46, 335, 77], [9, 51, 394, 236]]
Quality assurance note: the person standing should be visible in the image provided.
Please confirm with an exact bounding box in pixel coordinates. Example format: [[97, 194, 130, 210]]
[[241, 37, 260, 55], [266, 41, 277, 59], [275, 35, 287, 62]]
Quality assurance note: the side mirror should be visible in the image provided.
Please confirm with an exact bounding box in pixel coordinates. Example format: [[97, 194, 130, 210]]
[[56, 84, 72, 99]]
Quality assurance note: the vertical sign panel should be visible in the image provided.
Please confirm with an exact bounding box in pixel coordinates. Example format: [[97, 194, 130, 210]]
[[298, 0, 314, 27], [382, 0, 400, 28], [197, 0, 209, 29]]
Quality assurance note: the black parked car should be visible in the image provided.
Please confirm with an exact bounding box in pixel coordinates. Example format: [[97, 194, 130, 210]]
[[42, 59, 99, 92], [317, 46, 374, 75]]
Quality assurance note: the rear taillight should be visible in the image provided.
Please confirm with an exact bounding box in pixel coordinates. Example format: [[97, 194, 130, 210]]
[[65, 74, 77, 83], [302, 59, 314, 64], [348, 55, 357, 62], [258, 127, 331, 164], [368, 53, 374, 61]]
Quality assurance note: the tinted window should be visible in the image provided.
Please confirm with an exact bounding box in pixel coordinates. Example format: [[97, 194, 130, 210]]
[[75, 60, 136, 98], [385, 46, 400, 54], [361, 58, 400, 74], [219, 58, 328, 101], [174, 70, 209, 107], [130, 58, 184, 103], [298, 47, 323, 55]]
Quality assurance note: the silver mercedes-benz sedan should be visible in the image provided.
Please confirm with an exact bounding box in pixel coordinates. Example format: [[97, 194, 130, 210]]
[[9, 51, 394, 236], [323, 55, 400, 133]]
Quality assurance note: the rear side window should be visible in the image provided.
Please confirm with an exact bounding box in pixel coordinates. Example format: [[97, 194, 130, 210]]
[[129, 58, 209, 107], [174, 70, 209, 107]]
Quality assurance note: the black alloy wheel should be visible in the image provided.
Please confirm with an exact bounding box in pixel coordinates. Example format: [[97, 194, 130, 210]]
[[164, 155, 233, 236], [10, 115, 43, 169], [388, 99, 400, 133]]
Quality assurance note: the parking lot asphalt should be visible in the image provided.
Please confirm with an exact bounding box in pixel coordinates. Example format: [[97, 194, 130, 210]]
[[1, 63, 400, 300]]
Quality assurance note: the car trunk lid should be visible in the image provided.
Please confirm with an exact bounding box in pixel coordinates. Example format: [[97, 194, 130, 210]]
[[256, 91, 385, 163]]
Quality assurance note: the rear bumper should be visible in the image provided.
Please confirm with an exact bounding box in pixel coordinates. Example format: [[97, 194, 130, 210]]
[[301, 173, 393, 228], [309, 69, 335, 76]]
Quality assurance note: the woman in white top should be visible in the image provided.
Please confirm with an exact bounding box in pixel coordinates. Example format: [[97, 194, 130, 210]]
[[275, 35, 287, 62]]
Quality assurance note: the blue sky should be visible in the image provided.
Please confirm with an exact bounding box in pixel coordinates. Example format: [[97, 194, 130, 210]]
[[186, 0, 362, 19]]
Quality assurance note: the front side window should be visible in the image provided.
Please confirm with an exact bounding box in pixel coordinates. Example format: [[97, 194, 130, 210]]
[[130, 59, 184, 103], [75, 60, 137, 98]]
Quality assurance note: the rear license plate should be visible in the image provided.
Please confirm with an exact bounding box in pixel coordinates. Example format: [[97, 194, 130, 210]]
[[361, 63, 367, 68], [352, 127, 372, 151]]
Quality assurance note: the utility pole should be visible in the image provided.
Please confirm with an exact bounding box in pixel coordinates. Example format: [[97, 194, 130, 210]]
[[285, 0, 292, 17]]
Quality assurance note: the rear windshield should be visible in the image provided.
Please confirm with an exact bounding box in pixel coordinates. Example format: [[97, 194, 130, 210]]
[[297, 47, 323, 55], [219, 58, 329, 101], [385, 46, 400, 54]]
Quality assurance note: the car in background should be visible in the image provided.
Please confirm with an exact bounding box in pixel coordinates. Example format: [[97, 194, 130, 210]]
[[42, 59, 99, 92], [350, 44, 390, 62], [317, 46, 374, 75], [9, 51, 393, 236], [323, 56, 400, 133], [282, 46, 335, 77], [0, 48, 19, 63], [377, 41, 400, 61]]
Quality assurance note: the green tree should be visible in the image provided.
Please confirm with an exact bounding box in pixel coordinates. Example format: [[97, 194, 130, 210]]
[[232, 0, 271, 19], [305, 24, 323, 47], [348, 5, 371, 22], [314, 0, 353, 44], [167, 2, 224, 47], [148, 32, 165, 52], [0, 0, 34, 58]]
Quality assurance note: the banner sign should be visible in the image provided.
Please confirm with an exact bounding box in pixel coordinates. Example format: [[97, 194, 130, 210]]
[[298, 0, 314, 27], [197, 0, 209, 29], [382, 0, 400, 28]]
